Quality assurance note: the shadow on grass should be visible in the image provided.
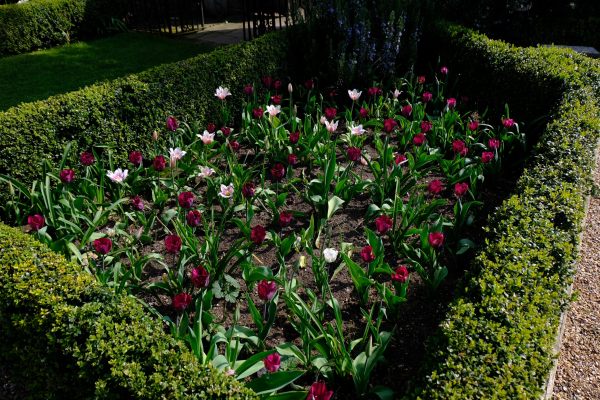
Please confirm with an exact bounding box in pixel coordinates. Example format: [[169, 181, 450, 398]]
[[0, 32, 216, 111]]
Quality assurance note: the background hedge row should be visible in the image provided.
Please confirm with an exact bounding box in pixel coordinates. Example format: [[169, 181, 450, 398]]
[[0, 30, 288, 210], [437, 0, 600, 50], [0, 222, 257, 399], [0, 0, 125, 56], [408, 23, 600, 399]]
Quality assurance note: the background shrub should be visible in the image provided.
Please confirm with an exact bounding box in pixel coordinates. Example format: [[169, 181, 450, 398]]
[[437, 0, 600, 50], [0, 0, 127, 56], [298, 0, 432, 86]]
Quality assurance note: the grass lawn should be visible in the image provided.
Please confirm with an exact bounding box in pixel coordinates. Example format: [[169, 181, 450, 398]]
[[0, 32, 214, 111]]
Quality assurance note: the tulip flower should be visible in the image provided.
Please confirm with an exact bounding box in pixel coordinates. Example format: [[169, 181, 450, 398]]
[[191, 265, 210, 288], [198, 130, 215, 144], [178, 191, 195, 209], [242, 182, 256, 198], [214, 86, 231, 100], [59, 169, 75, 184], [428, 232, 445, 249], [94, 237, 112, 255], [360, 245, 375, 263], [166, 116, 179, 131], [307, 381, 333, 400], [428, 179, 444, 195], [323, 248, 338, 263], [106, 168, 128, 183], [481, 151, 494, 163], [172, 292, 192, 311], [80, 151, 95, 166], [375, 215, 393, 234], [169, 147, 186, 167], [131, 196, 144, 211], [488, 138, 501, 150], [198, 166, 215, 178], [454, 182, 469, 198], [391, 265, 409, 283], [186, 210, 202, 227], [128, 151, 143, 167], [165, 234, 182, 254], [263, 353, 281, 373], [27, 214, 45, 231], [251, 225, 266, 245], [153, 155, 166, 171], [257, 280, 277, 301], [348, 89, 362, 101], [219, 183, 234, 198]]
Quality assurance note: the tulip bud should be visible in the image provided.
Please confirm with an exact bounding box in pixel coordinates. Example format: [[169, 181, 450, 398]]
[[299, 255, 306, 268], [288, 83, 293, 94], [152, 130, 159, 141]]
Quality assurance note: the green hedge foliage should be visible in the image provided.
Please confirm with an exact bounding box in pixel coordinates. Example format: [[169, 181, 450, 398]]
[[0, 222, 257, 399], [408, 24, 600, 399], [0, 30, 288, 210], [1, 0, 83, 56], [0, 0, 128, 56]]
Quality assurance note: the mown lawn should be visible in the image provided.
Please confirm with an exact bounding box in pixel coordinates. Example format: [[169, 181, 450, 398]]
[[0, 32, 213, 110]]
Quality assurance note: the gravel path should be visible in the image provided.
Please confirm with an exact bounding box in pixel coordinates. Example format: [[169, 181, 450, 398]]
[[553, 150, 600, 400]]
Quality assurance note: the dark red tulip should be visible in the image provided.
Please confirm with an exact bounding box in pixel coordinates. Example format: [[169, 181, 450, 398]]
[[257, 280, 277, 301], [428, 179, 444, 195], [360, 245, 375, 263], [129, 151, 143, 167], [186, 210, 202, 227], [375, 215, 393, 235], [178, 191, 195, 209], [454, 182, 469, 198], [94, 237, 112, 255], [27, 214, 45, 231], [428, 232, 445, 249], [80, 151, 95, 166], [59, 169, 75, 184], [191, 265, 210, 288], [263, 353, 281, 373], [279, 211, 293, 227], [153, 155, 166, 171], [251, 225, 266, 245], [172, 292, 192, 311], [165, 234, 182, 254], [391, 265, 409, 283], [166, 116, 179, 131]]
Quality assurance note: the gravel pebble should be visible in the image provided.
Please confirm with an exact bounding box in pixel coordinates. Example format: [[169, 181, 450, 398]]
[[554, 150, 600, 400]]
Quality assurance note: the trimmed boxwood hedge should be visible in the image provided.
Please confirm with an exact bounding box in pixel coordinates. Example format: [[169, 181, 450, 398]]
[[0, 0, 128, 56], [2, 0, 85, 56], [0, 30, 288, 210], [0, 222, 257, 399], [408, 23, 600, 399]]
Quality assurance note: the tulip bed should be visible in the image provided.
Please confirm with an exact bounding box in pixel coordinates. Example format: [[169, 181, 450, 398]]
[[1, 19, 598, 400], [1, 69, 524, 398]]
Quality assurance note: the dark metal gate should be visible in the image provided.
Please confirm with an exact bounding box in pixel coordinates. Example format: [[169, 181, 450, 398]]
[[242, 0, 310, 40], [127, 0, 205, 34]]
